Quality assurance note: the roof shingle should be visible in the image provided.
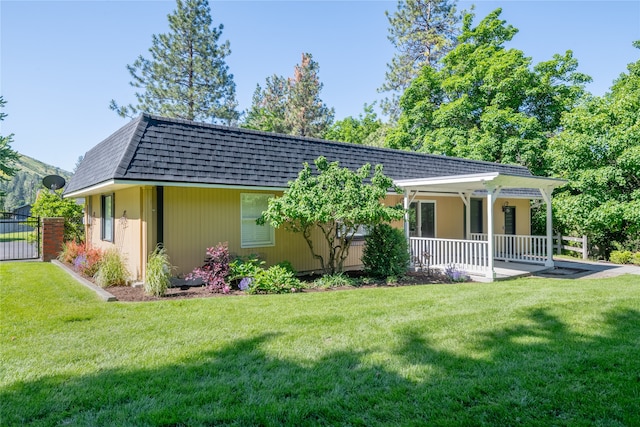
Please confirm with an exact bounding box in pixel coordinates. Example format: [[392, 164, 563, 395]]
[[66, 114, 536, 194]]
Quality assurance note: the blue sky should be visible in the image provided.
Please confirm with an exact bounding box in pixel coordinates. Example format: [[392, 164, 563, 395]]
[[1, 0, 639, 172]]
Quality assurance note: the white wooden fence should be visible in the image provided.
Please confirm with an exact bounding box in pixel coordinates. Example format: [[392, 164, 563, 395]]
[[554, 234, 588, 259]]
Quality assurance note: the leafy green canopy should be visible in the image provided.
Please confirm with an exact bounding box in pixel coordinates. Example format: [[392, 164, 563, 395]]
[[258, 156, 404, 274], [324, 104, 384, 146], [548, 42, 640, 256], [110, 0, 238, 123], [31, 189, 84, 242], [387, 8, 590, 176]]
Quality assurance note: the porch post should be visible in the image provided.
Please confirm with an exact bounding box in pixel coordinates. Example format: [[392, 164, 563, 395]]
[[540, 187, 555, 268], [459, 192, 471, 240], [404, 190, 411, 264], [486, 187, 501, 280]]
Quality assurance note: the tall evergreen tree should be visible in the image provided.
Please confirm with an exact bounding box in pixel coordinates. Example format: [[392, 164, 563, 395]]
[[244, 53, 334, 138], [110, 0, 238, 123], [0, 96, 19, 206], [380, 0, 461, 119]]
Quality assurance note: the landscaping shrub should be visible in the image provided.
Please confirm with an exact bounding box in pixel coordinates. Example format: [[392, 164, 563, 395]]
[[632, 252, 640, 266], [94, 249, 129, 287], [144, 246, 172, 297], [62, 242, 103, 277], [58, 240, 83, 264], [313, 272, 357, 289], [609, 250, 632, 265], [362, 224, 410, 278], [249, 265, 303, 294], [229, 254, 264, 283], [275, 260, 296, 274], [187, 242, 231, 293]]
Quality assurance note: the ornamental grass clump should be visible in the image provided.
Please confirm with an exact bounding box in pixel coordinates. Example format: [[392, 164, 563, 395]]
[[187, 242, 231, 293], [144, 246, 172, 297], [94, 249, 129, 287]]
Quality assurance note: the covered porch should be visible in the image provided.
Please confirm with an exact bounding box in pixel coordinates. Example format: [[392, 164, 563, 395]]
[[395, 172, 566, 282]]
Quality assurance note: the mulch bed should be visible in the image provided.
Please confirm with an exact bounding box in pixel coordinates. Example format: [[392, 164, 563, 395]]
[[104, 270, 454, 302]]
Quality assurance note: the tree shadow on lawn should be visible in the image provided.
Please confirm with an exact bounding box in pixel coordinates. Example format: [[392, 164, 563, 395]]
[[2, 309, 639, 426]]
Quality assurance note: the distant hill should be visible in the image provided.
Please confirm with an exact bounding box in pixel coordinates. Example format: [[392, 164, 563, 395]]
[[0, 154, 72, 211]]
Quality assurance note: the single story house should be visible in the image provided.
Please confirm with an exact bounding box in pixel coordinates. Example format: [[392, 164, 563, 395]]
[[65, 114, 565, 281]]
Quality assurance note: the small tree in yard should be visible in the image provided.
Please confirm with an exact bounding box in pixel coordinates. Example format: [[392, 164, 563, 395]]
[[258, 156, 404, 275]]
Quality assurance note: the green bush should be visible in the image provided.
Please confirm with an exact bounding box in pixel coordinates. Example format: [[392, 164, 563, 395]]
[[312, 272, 356, 289], [362, 224, 410, 278], [144, 246, 172, 297], [229, 254, 265, 282], [94, 249, 129, 287], [609, 250, 632, 265], [275, 260, 296, 274], [632, 252, 640, 266], [249, 265, 303, 294]]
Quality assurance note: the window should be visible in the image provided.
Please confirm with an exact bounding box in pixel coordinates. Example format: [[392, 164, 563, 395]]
[[101, 194, 114, 242], [409, 201, 436, 238], [241, 193, 275, 248], [463, 198, 483, 235]]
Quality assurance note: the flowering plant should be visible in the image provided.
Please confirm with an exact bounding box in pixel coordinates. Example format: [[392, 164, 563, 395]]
[[187, 242, 231, 293], [444, 264, 469, 282]]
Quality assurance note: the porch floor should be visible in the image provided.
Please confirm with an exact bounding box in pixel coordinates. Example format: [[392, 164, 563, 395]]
[[431, 261, 551, 282]]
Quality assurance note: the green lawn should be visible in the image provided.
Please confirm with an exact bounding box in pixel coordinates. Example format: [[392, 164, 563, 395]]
[[1, 262, 639, 426], [0, 231, 30, 243]]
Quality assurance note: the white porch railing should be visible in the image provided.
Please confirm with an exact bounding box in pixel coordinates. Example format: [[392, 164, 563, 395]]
[[410, 237, 489, 274], [469, 234, 548, 264]]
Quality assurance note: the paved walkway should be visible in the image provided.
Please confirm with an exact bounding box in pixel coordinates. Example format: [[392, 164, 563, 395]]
[[534, 258, 640, 280]]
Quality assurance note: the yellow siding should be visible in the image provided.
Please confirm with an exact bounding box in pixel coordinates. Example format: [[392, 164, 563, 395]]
[[85, 189, 144, 281], [163, 187, 342, 276], [84, 185, 533, 279]]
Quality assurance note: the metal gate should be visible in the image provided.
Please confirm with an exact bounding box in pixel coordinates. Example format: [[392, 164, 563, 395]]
[[0, 212, 40, 260]]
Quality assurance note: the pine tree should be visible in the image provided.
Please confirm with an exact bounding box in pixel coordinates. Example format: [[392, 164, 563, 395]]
[[244, 53, 334, 138], [0, 96, 19, 206], [380, 0, 461, 120], [110, 0, 238, 124]]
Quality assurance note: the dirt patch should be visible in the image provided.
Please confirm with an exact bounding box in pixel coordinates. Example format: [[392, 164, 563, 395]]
[[104, 270, 454, 302]]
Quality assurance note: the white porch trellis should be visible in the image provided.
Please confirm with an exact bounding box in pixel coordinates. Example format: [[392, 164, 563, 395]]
[[396, 172, 567, 281]]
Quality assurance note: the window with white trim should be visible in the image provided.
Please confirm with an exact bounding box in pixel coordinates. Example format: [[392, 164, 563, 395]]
[[241, 193, 275, 248], [101, 194, 114, 242]]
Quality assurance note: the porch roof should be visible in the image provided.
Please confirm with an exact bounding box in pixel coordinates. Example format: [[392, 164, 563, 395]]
[[394, 172, 567, 199]]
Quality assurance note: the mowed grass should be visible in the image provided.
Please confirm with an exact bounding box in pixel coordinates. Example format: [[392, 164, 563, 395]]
[[1, 262, 639, 426]]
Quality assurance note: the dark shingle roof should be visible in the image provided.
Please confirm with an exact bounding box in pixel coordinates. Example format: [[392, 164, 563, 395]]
[[66, 114, 536, 194]]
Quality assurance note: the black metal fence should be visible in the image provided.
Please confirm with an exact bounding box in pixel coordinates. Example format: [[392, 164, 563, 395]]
[[0, 212, 40, 261]]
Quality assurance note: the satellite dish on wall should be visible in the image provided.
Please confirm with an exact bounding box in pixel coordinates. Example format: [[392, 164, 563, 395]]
[[42, 175, 66, 191]]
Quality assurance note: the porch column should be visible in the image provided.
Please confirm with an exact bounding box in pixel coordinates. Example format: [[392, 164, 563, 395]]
[[404, 190, 411, 265], [540, 187, 555, 268], [485, 187, 501, 280], [459, 192, 471, 240]]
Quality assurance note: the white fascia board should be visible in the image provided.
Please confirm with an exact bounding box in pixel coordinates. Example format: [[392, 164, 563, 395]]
[[394, 172, 500, 189], [64, 179, 288, 198]]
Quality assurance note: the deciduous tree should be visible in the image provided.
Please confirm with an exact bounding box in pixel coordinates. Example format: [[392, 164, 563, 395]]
[[324, 104, 383, 145], [258, 156, 404, 274], [110, 0, 238, 123], [548, 42, 640, 257], [387, 9, 590, 176]]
